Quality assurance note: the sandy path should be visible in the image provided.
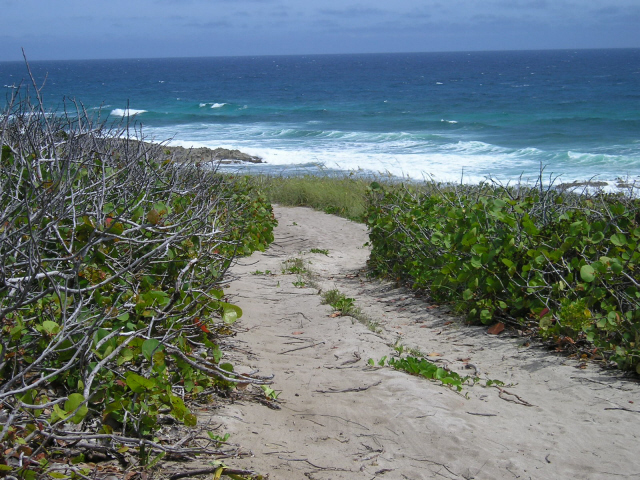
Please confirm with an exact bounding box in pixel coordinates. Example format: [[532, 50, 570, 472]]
[[215, 206, 640, 480]]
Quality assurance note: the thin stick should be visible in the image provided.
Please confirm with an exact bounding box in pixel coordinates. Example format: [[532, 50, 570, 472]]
[[315, 380, 382, 393], [604, 407, 640, 414], [279, 341, 324, 354], [495, 387, 536, 407]]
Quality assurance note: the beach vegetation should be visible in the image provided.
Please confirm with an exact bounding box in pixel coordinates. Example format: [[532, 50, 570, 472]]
[[281, 256, 308, 275], [249, 173, 371, 222], [365, 178, 640, 372], [321, 289, 380, 332], [0, 89, 275, 478]]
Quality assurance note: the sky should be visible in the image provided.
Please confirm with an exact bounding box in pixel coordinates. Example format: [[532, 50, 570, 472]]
[[0, 0, 639, 61]]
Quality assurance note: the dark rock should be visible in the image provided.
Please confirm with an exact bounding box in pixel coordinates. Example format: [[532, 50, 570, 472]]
[[163, 145, 263, 164]]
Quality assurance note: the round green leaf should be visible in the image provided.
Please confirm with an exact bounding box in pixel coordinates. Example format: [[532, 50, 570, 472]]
[[184, 413, 197, 427], [64, 393, 88, 424], [580, 265, 596, 283], [142, 338, 163, 361], [125, 372, 156, 393], [610, 261, 623, 274], [41, 320, 60, 336], [221, 303, 242, 325], [610, 233, 627, 246]]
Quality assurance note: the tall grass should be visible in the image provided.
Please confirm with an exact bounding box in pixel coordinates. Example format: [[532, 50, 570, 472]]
[[248, 173, 373, 222]]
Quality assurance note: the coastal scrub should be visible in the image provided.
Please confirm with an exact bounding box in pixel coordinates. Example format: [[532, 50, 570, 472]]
[[0, 91, 276, 478], [366, 180, 640, 371]]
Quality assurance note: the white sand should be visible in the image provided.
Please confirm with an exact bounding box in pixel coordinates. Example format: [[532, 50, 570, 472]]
[[214, 206, 640, 479]]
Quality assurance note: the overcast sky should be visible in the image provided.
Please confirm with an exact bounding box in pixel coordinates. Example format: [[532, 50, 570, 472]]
[[1, 0, 638, 61]]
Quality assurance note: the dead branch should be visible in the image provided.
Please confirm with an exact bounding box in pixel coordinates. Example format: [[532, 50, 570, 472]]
[[315, 380, 382, 393], [494, 387, 536, 407], [279, 341, 325, 354]]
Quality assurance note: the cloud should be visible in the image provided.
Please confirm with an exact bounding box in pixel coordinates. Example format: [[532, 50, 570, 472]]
[[318, 6, 386, 17], [183, 20, 233, 29], [492, 0, 551, 8], [592, 4, 640, 20]]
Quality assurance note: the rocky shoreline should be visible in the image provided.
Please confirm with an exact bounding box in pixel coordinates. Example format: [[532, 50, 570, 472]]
[[163, 144, 263, 164], [110, 138, 264, 165]]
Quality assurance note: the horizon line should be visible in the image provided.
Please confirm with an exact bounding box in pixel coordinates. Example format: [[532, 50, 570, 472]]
[[2, 46, 639, 64]]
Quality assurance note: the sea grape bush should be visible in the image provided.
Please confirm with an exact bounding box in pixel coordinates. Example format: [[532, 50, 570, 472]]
[[366, 181, 640, 372], [0, 92, 276, 477]]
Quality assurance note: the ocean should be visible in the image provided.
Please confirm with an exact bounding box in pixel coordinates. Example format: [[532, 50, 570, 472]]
[[1, 49, 639, 185]]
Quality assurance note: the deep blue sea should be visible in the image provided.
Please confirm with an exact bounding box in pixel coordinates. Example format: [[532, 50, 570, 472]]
[[2, 50, 639, 185]]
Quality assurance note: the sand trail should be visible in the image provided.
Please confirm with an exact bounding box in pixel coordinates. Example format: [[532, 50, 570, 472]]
[[214, 206, 640, 480]]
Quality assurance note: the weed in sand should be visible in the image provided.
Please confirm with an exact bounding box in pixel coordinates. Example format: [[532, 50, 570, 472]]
[[369, 354, 505, 394], [292, 278, 307, 288], [310, 248, 329, 255], [321, 288, 381, 332], [321, 288, 344, 306], [282, 257, 308, 275], [251, 269, 272, 275], [261, 385, 281, 400], [207, 431, 230, 447]]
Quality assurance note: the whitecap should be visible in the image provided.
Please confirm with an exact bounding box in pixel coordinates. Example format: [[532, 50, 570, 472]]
[[211, 103, 226, 109], [440, 119, 458, 124], [436, 82, 443, 85], [110, 108, 147, 117]]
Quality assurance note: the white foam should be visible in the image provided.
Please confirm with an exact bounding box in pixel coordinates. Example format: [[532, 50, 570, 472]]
[[142, 123, 635, 188], [110, 108, 147, 117], [441, 119, 458, 124], [198, 102, 227, 109]]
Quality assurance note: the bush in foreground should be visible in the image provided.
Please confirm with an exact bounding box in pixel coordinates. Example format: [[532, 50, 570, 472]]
[[0, 92, 275, 478]]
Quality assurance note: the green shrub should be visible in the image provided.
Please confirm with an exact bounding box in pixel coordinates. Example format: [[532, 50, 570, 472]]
[[0, 92, 276, 476], [366, 180, 640, 371]]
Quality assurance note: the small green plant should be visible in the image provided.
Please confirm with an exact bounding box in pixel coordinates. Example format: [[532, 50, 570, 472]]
[[369, 355, 470, 392], [331, 297, 356, 315], [393, 340, 426, 358], [260, 385, 281, 400], [293, 279, 307, 288], [321, 288, 380, 331], [207, 431, 231, 446], [321, 288, 344, 305], [310, 248, 329, 255], [282, 257, 308, 275], [393, 341, 405, 355], [251, 269, 272, 275], [369, 355, 504, 393]]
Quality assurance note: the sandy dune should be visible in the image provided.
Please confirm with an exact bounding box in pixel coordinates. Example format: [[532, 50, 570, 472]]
[[216, 206, 640, 480]]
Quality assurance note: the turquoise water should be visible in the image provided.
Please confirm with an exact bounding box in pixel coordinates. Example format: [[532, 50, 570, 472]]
[[2, 49, 639, 184]]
